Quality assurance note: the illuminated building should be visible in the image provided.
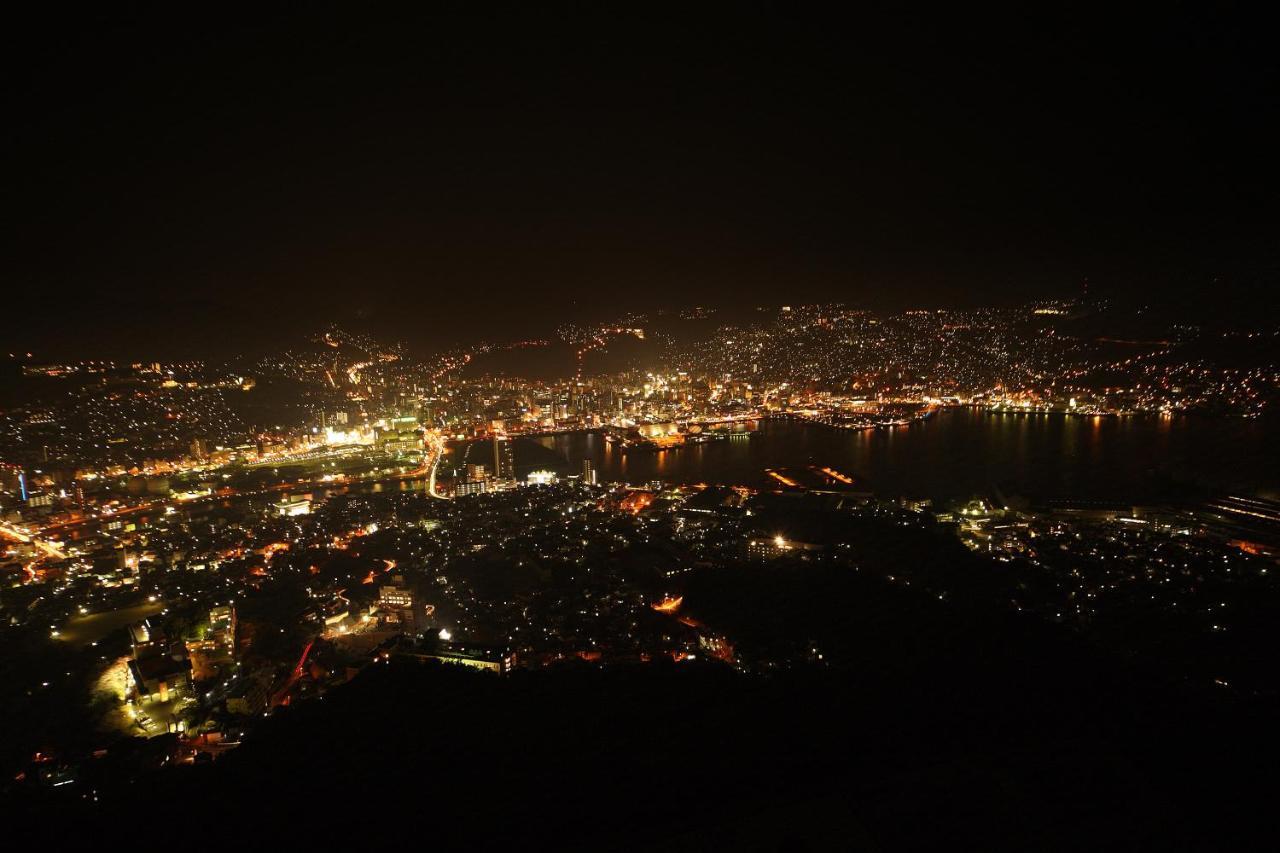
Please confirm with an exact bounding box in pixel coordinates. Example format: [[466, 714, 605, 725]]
[[398, 640, 515, 673], [745, 536, 821, 560], [454, 480, 487, 497], [128, 620, 160, 657], [126, 619, 193, 702], [582, 458, 597, 486], [208, 605, 236, 651], [380, 431, 421, 454], [275, 496, 312, 516], [493, 435, 515, 480], [527, 470, 557, 486], [378, 578, 420, 632], [127, 653, 193, 703]]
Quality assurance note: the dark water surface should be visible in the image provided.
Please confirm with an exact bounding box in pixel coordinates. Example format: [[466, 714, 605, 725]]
[[512, 410, 1279, 503]]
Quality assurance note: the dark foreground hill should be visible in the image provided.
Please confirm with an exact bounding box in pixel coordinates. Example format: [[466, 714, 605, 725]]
[[11, 586, 1278, 850]]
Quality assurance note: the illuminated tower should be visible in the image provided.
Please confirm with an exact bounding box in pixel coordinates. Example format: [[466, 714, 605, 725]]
[[582, 458, 596, 486], [493, 435, 515, 480]]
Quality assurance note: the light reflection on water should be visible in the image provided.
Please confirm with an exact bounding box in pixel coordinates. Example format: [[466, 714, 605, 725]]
[[519, 410, 1280, 502]]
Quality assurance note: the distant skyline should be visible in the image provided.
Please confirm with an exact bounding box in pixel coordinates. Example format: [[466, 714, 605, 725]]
[[7, 6, 1278, 357]]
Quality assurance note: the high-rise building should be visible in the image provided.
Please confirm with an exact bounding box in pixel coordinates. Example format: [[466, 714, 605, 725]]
[[582, 458, 597, 486], [493, 435, 514, 480]]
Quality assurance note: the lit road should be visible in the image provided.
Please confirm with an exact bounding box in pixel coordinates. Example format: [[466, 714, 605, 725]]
[[0, 520, 67, 560], [2, 520, 68, 584], [426, 431, 447, 499], [400, 429, 448, 499], [270, 637, 316, 708]]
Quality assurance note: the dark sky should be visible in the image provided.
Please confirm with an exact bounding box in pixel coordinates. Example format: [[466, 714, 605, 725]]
[[5, 4, 1278, 358]]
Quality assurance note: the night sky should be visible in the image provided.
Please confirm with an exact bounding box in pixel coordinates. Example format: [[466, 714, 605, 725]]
[[6, 5, 1278, 357]]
